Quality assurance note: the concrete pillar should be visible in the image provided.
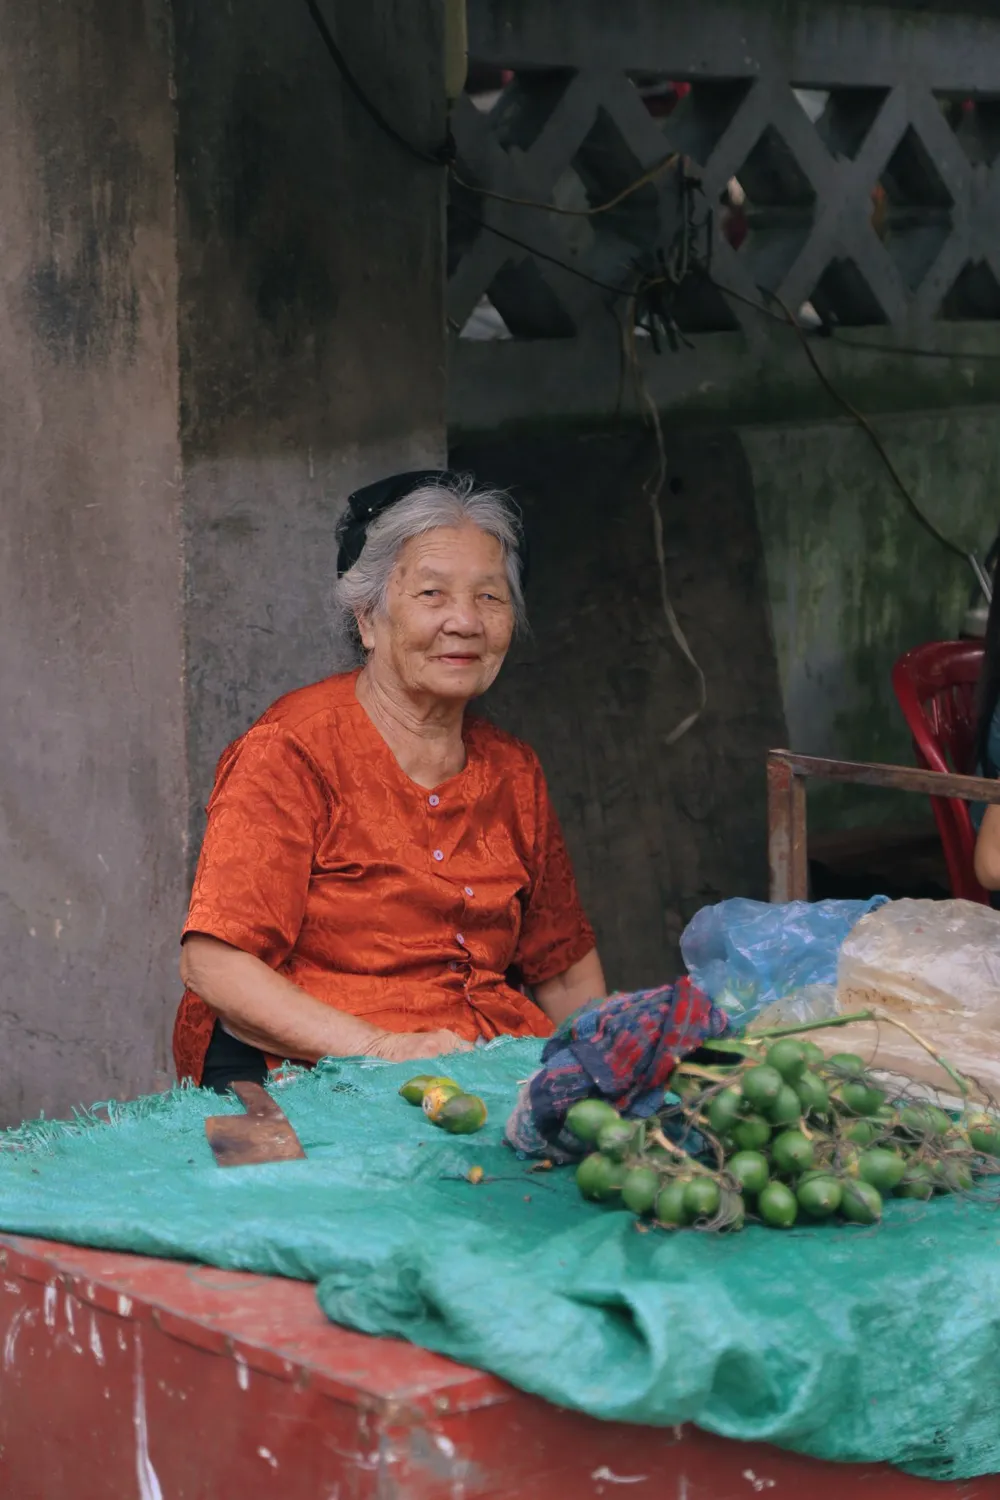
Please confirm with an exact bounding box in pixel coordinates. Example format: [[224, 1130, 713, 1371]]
[[0, 0, 447, 1122], [174, 0, 447, 841], [0, 0, 184, 1122]]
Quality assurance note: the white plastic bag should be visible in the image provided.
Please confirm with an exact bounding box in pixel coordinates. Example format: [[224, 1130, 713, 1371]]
[[830, 899, 1000, 1096]]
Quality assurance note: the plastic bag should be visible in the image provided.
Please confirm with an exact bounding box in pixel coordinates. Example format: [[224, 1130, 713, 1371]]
[[680, 895, 888, 1030], [830, 898, 1000, 1096], [751, 982, 839, 1028]]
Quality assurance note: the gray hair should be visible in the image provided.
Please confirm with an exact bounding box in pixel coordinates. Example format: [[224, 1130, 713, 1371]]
[[334, 473, 527, 654]]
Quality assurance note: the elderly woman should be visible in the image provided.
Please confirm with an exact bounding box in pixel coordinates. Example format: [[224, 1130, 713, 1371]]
[[175, 471, 605, 1092]]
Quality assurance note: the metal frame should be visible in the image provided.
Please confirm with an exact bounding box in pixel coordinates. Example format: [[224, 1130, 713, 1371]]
[[767, 749, 1000, 902]]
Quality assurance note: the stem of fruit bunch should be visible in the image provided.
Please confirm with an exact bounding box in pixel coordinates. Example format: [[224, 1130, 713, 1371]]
[[752, 1010, 973, 1100], [751, 1011, 874, 1040], [674, 1063, 736, 1082], [875, 1017, 972, 1100], [648, 1123, 709, 1173], [686, 1110, 728, 1172]]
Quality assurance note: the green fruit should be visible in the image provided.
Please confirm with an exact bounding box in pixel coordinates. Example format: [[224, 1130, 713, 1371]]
[[765, 1040, 807, 1083], [575, 1153, 628, 1201], [898, 1105, 947, 1140], [931, 1158, 974, 1194], [708, 1088, 742, 1135], [565, 1099, 621, 1144], [801, 1041, 827, 1067], [795, 1071, 829, 1116], [827, 1052, 865, 1078], [895, 1162, 934, 1200], [767, 1085, 803, 1125], [857, 1148, 906, 1195], [797, 1175, 843, 1219], [684, 1177, 722, 1221], [741, 1065, 784, 1111], [844, 1119, 879, 1146], [597, 1119, 638, 1161], [434, 1093, 488, 1134], [731, 1114, 772, 1152], [403, 1075, 459, 1106], [655, 1180, 691, 1226], [841, 1179, 883, 1224], [621, 1166, 661, 1215], [970, 1125, 1000, 1157], [399, 1074, 451, 1105], [838, 1080, 881, 1117], [728, 1150, 770, 1196], [758, 1181, 798, 1228], [771, 1130, 815, 1177]]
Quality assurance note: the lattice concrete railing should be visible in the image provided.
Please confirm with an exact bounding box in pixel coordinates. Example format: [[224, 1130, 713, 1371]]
[[448, 0, 1000, 426]]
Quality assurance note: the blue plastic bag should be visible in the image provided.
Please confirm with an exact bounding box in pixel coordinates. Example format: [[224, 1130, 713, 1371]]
[[680, 896, 889, 1030]]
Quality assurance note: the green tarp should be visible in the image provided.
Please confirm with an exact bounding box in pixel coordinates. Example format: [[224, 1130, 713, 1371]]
[[1, 1038, 998, 1481]]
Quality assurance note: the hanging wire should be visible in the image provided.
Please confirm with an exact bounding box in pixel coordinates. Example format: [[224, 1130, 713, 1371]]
[[300, 2, 990, 596]]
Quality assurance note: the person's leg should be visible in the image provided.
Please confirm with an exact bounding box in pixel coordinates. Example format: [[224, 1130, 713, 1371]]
[[199, 1020, 269, 1094]]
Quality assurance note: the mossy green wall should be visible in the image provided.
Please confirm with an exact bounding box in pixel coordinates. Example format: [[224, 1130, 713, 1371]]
[[743, 408, 1000, 830]]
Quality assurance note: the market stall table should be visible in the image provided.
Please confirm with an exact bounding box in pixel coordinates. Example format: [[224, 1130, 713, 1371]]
[[0, 1232, 994, 1500]]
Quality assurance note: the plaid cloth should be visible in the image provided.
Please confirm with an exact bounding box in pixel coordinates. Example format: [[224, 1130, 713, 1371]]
[[504, 979, 728, 1159]]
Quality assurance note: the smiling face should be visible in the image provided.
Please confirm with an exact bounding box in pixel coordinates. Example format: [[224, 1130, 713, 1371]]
[[357, 523, 516, 703]]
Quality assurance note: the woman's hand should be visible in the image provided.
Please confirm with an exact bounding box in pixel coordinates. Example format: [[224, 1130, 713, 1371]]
[[365, 1029, 474, 1062], [181, 935, 476, 1066]]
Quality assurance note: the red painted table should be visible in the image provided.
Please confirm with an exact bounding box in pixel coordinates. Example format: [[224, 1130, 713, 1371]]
[[0, 1233, 993, 1499]]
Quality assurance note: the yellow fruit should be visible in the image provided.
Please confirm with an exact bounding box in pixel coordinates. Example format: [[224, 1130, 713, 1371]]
[[421, 1082, 464, 1120], [400, 1074, 458, 1105]]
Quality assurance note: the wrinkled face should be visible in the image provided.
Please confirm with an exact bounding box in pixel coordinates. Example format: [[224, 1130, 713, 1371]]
[[359, 524, 515, 702]]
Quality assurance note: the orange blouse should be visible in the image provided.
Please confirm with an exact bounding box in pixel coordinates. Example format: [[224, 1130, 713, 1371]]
[[173, 670, 596, 1082]]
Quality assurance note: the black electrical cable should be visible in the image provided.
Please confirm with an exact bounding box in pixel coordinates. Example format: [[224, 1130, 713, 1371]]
[[715, 277, 976, 567], [296, 2, 984, 577], [450, 201, 641, 298], [301, 0, 1000, 379], [301, 0, 450, 166]]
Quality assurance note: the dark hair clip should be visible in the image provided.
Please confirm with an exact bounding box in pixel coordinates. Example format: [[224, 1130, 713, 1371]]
[[335, 468, 529, 590], [336, 470, 458, 577]]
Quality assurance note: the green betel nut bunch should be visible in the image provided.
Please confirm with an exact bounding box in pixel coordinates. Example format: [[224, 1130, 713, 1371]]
[[564, 1026, 1000, 1233]]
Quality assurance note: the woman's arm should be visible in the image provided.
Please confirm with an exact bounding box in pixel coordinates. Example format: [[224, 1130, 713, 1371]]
[[533, 946, 606, 1026], [975, 804, 1000, 890], [180, 935, 472, 1063]]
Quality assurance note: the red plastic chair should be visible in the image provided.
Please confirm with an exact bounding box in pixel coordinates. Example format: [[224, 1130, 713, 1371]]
[[892, 639, 989, 903]]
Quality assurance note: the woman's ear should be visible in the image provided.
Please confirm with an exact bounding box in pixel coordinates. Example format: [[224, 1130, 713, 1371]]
[[356, 611, 375, 652]]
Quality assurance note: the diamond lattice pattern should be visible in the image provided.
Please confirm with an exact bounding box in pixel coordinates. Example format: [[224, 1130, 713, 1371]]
[[450, 64, 998, 340]]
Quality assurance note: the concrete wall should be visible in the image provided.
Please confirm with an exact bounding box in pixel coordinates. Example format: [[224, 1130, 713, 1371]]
[[1, 0, 448, 1123], [452, 0, 1000, 839], [0, 0, 184, 1123], [747, 407, 998, 830], [175, 0, 447, 845], [459, 428, 787, 983]]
